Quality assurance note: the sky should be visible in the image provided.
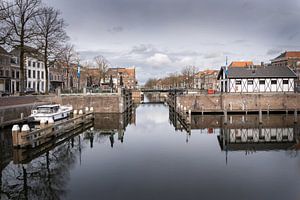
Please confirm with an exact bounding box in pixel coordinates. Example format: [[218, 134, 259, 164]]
[[44, 0, 300, 84]]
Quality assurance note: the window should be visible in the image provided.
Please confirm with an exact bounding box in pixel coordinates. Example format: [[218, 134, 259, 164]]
[[248, 80, 253, 85], [41, 82, 44, 90], [16, 71, 20, 79], [28, 70, 31, 78], [12, 70, 15, 78], [283, 80, 289, 84], [235, 80, 241, 85], [37, 71, 40, 79], [33, 81, 36, 89], [271, 80, 277, 85], [41, 71, 44, 79], [37, 63, 40, 68], [28, 61, 31, 66], [33, 62, 36, 67], [259, 80, 265, 85], [33, 70, 36, 78], [0, 70, 3, 76], [5, 70, 9, 77], [28, 81, 31, 88]]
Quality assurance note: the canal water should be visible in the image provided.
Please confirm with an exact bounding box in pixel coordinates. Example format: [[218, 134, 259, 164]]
[[1, 104, 300, 200]]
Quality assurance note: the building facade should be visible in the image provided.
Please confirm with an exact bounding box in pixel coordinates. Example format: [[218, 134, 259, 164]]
[[194, 70, 219, 90], [218, 66, 297, 93], [271, 51, 300, 91], [106, 67, 137, 89], [0, 47, 12, 94], [10, 46, 46, 93]]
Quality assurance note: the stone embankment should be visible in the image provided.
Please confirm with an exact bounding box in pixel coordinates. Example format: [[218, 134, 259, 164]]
[[168, 93, 300, 114]]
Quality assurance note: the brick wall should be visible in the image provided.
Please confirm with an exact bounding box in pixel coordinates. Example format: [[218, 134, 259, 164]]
[[176, 93, 300, 112]]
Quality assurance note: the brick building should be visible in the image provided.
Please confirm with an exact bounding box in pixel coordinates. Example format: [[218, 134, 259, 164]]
[[106, 67, 137, 89], [271, 51, 300, 90], [194, 69, 219, 90]]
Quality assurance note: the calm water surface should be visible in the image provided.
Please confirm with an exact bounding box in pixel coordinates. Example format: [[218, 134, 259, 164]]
[[1, 104, 300, 200]]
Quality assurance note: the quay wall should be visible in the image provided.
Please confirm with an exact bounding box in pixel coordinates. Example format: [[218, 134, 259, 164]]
[[174, 93, 300, 113]]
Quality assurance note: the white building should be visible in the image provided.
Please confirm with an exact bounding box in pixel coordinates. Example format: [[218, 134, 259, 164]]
[[218, 66, 297, 93], [10, 46, 46, 93]]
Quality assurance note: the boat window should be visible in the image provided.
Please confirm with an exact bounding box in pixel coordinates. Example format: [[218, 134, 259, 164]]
[[37, 107, 53, 113]]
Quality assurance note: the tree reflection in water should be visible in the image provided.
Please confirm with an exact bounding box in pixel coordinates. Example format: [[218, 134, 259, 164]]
[[0, 107, 135, 200], [1, 135, 84, 200]]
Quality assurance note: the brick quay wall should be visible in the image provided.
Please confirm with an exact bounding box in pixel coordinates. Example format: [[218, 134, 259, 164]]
[[0, 90, 132, 125], [170, 93, 300, 113]]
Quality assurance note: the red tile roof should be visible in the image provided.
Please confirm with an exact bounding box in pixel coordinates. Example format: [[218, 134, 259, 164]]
[[229, 61, 253, 67]]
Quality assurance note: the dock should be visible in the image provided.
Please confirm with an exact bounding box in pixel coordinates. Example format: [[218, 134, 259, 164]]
[[12, 111, 94, 148]]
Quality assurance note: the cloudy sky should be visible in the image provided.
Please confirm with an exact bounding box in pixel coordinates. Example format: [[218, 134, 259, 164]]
[[44, 0, 300, 84]]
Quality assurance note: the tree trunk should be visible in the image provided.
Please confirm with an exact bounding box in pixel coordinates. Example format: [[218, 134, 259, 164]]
[[44, 42, 49, 94]]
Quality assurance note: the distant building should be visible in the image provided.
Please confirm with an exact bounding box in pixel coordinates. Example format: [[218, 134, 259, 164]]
[[49, 63, 64, 92], [271, 51, 300, 90], [229, 61, 253, 68], [106, 67, 137, 89], [218, 65, 297, 93], [194, 69, 219, 90], [10, 46, 46, 93], [0, 46, 12, 94]]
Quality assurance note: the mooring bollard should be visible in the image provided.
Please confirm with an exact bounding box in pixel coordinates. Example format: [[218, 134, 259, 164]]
[[85, 107, 89, 113], [73, 110, 78, 115], [20, 113, 24, 120], [90, 107, 94, 112], [48, 118, 54, 124], [12, 124, 20, 147], [40, 119, 47, 128], [79, 110, 83, 115], [19, 124, 30, 147]]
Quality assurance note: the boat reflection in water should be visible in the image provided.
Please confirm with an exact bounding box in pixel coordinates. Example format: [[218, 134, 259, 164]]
[[170, 108, 300, 154], [0, 107, 136, 200]]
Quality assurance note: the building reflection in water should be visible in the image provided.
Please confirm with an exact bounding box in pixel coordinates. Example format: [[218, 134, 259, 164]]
[[0, 106, 136, 200], [170, 108, 300, 154]]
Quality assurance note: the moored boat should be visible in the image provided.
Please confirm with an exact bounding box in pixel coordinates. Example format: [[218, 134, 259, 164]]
[[30, 104, 73, 122]]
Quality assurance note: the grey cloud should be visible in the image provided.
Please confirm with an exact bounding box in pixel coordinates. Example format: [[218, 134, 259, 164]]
[[44, 0, 300, 84], [266, 48, 283, 56], [107, 26, 124, 33], [130, 44, 157, 55]]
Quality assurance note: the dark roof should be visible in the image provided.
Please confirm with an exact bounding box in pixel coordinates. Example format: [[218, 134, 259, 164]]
[[226, 66, 297, 78], [273, 51, 300, 60]]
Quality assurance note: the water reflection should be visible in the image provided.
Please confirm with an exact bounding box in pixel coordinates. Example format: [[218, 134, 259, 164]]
[[0, 107, 136, 200], [170, 108, 300, 153], [1, 105, 300, 200]]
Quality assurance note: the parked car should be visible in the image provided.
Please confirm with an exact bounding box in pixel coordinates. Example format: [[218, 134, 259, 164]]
[[24, 88, 37, 95]]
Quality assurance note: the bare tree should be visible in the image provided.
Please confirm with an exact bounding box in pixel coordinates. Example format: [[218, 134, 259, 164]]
[[94, 55, 110, 85], [181, 65, 198, 89], [57, 44, 78, 89], [0, 2, 12, 44], [34, 6, 68, 94], [1, 0, 41, 94]]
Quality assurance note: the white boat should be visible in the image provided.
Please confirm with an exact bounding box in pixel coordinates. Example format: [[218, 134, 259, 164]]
[[30, 104, 73, 122]]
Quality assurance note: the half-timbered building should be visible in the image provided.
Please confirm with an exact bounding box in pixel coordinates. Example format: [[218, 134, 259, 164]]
[[218, 65, 297, 93]]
